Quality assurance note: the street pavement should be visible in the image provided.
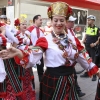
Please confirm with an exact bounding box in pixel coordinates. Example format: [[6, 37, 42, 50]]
[[33, 63, 98, 100]]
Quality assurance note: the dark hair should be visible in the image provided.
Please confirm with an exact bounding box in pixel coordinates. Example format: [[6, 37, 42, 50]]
[[33, 15, 41, 23]]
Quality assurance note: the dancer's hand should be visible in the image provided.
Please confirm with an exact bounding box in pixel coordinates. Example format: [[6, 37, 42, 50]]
[[28, 46, 33, 49], [90, 43, 95, 48], [0, 47, 23, 59]]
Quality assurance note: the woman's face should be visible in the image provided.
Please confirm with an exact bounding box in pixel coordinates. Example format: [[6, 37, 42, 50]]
[[20, 21, 27, 32], [51, 16, 66, 34]]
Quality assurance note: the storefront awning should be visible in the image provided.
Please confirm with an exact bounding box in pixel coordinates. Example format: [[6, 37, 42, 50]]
[[86, 0, 100, 4], [42, 0, 100, 10]]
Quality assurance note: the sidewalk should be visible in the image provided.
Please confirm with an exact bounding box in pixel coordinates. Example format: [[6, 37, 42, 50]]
[[33, 63, 98, 100], [75, 63, 98, 100]]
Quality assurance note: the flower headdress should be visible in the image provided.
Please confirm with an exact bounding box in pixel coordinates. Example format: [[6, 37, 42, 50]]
[[14, 18, 20, 26]]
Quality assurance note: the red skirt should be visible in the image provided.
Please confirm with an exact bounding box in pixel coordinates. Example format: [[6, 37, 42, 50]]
[[0, 58, 35, 100]]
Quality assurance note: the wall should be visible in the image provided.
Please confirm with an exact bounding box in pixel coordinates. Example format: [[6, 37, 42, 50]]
[[0, 0, 7, 15], [6, 6, 14, 27], [0, 0, 7, 8], [20, 3, 48, 26]]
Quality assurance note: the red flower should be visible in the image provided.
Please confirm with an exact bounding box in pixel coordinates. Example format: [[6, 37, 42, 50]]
[[14, 18, 20, 26], [48, 6, 51, 12], [67, 6, 73, 15], [47, 6, 52, 18]]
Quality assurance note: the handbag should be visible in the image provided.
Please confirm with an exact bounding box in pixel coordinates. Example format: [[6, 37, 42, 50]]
[[94, 44, 100, 68]]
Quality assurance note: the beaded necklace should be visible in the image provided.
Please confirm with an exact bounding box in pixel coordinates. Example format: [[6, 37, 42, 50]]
[[52, 30, 79, 66], [52, 31, 71, 66], [53, 30, 67, 40]]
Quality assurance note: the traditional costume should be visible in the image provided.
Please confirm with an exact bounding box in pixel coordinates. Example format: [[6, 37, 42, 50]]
[[26, 24, 44, 46], [14, 18, 35, 99], [0, 17, 25, 100], [0, 18, 35, 100], [13, 2, 99, 100], [14, 30, 35, 100], [13, 18, 35, 100], [26, 20, 44, 82], [0, 34, 7, 83]]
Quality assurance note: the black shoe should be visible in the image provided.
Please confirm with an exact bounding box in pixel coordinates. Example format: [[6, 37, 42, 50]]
[[78, 91, 86, 97], [80, 72, 89, 78], [92, 75, 97, 81]]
